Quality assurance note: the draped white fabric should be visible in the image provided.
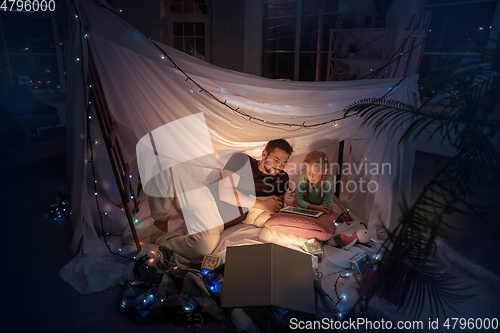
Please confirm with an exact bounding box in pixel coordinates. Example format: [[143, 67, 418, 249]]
[[59, 0, 418, 294]]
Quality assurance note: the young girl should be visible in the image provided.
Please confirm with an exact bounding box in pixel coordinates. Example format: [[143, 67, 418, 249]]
[[294, 151, 334, 214]]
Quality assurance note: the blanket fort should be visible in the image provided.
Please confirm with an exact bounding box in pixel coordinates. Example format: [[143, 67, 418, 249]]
[[58, 0, 419, 295]]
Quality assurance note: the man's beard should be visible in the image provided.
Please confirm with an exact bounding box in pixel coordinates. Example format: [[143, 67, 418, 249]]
[[263, 159, 278, 175]]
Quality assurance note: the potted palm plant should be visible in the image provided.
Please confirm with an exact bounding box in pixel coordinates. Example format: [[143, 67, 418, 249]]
[[343, 43, 500, 318]]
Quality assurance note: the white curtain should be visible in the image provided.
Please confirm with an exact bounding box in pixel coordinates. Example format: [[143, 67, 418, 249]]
[[58, 0, 419, 294]]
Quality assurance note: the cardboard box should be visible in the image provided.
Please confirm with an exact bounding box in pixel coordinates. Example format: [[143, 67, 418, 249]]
[[221, 243, 316, 314], [349, 252, 373, 275]]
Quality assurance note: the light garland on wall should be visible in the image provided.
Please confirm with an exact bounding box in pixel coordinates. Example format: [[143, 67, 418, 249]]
[[360, 28, 425, 81], [71, 1, 137, 262]]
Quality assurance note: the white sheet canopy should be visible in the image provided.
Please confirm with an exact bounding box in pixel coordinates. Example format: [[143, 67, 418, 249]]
[[58, 0, 419, 294]]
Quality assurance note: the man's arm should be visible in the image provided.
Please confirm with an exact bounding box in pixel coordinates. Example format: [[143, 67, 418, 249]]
[[218, 169, 283, 214]]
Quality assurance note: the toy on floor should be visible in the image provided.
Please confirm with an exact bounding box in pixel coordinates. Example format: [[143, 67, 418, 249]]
[[327, 229, 369, 250], [201, 254, 223, 272], [335, 213, 352, 225], [303, 241, 324, 263], [348, 252, 373, 275]]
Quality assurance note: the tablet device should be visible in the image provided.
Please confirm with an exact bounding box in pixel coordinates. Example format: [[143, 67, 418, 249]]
[[280, 206, 323, 218]]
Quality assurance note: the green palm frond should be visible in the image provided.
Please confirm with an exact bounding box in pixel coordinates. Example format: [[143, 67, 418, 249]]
[[351, 44, 500, 319]]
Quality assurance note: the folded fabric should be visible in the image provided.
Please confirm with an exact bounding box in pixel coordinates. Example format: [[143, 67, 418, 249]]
[[264, 212, 336, 241]]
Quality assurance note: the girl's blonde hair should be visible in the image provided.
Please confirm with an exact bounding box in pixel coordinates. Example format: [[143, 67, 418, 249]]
[[302, 151, 329, 202], [303, 151, 328, 171]]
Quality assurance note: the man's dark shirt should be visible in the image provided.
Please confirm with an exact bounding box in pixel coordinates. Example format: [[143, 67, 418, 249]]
[[209, 152, 289, 228]]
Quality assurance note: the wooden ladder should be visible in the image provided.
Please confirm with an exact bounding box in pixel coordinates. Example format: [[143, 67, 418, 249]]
[[390, 0, 432, 78], [86, 43, 142, 252]]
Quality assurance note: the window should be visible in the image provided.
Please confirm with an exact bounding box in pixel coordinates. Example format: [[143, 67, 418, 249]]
[[0, 11, 65, 91], [262, 0, 339, 81], [173, 22, 205, 59], [163, 0, 211, 62], [420, 0, 498, 80]]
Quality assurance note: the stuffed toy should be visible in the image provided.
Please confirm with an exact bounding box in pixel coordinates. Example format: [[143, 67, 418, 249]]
[[327, 229, 370, 250]]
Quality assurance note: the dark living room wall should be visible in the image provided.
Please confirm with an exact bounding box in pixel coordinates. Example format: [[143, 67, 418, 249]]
[[211, 0, 246, 73]]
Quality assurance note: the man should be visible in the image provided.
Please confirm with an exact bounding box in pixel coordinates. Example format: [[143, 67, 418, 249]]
[[125, 139, 293, 260], [215, 138, 292, 227]]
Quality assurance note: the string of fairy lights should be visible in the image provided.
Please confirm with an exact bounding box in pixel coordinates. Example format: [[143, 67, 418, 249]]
[[86, 0, 421, 132], [72, 1, 138, 262], [150, 39, 418, 131], [66, 0, 419, 314]]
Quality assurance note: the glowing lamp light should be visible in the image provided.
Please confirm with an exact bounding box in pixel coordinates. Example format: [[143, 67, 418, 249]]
[[129, 174, 133, 179], [130, 195, 134, 200]]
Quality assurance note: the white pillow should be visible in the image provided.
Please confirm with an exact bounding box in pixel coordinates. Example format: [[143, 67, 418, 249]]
[[258, 226, 309, 247]]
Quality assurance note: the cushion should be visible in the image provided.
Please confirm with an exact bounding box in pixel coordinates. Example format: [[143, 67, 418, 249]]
[[258, 227, 309, 248], [264, 212, 337, 241], [241, 207, 271, 227]]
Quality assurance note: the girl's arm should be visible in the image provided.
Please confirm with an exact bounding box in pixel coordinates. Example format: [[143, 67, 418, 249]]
[[321, 176, 335, 209], [293, 175, 310, 209]]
